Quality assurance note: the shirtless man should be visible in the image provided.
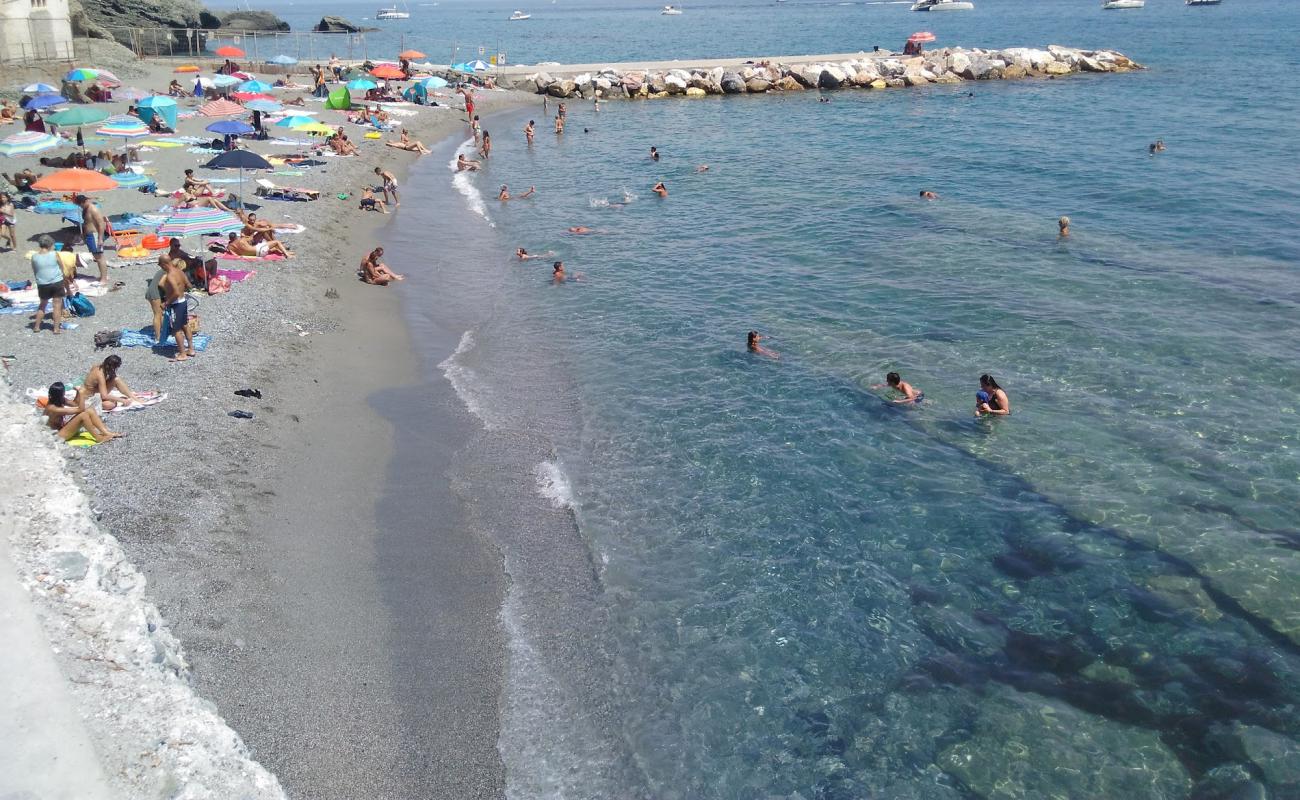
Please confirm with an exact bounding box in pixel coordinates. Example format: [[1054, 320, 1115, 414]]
[[1058, 216, 1070, 238], [695, 164, 710, 173], [358, 187, 388, 213], [524, 119, 535, 145], [650, 146, 659, 162], [554, 115, 565, 135], [498, 184, 536, 201], [747, 331, 779, 359], [653, 181, 668, 198], [159, 258, 194, 361], [239, 212, 279, 244], [226, 231, 293, 258], [375, 167, 399, 206], [456, 153, 481, 172], [919, 190, 939, 200], [360, 246, 404, 285], [567, 226, 594, 235], [871, 372, 923, 404], [3, 167, 39, 191], [75, 194, 108, 283], [82, 354, 141, 410], [552, 261, 582, 283]]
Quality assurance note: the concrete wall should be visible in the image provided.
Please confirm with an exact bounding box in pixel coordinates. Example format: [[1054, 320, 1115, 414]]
[[0, 0, 74, 64]]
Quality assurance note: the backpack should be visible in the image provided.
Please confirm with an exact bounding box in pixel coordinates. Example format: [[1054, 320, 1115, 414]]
[[65, 293, 95, 317]]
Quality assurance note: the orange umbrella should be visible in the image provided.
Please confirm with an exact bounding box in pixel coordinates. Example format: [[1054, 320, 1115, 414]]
[[215, 45, 246, 58], [31, 168, 118, 192], [174, 65, 201, 73], [199, 98, 246, 117], [399, 49, 426, 59], [370, 64, 406, 79], [908, 31, 936, 43]]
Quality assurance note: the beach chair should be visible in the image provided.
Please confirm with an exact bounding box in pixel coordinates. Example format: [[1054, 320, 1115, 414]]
[[254, 178, 319, 202]]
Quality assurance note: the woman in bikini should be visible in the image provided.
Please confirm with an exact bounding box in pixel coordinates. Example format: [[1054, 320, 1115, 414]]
[[975, 374, 1011, 417], [82, 354, 141, 411], [43, 382, 120, 442]]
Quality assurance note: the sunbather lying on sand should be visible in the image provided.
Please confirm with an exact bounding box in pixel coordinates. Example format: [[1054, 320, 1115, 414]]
[[43, 381, 121, 442], [82, 354, 140, 411], [386, 128, 430, 154], [226, 232, 292, 258], [179, 190, 233, 214], [360, 247, 404, 285]]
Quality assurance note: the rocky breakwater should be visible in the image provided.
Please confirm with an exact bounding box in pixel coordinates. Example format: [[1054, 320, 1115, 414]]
[[502, 45, 1141, 100]]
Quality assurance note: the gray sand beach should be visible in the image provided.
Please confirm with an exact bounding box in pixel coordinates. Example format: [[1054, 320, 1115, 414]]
[[1, 59, 535, 798]]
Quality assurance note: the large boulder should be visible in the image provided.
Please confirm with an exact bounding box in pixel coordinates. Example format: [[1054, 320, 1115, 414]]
[[904, 72, 930, 87], [774, 75, 803, 91], [546, 79, 576, 98], [621, 74, 642, 92], [708, 66, 726, 85], [932, 72, 962, 84], [685, 87, 706, 98], [850, 69, 877, 87], [1079, 56, 1112, 73], [959, 57, 996, 80], [647, 75, 667, 94], [1044, 60, 1073, 75], [594, 76, 612, 93], [1001, 63, 1028, 80], [533, 72, 554, 92], [1212, 724, 1300, 791], [664, 74, 688, 94], [218, 9, 288, 30], [947, 51, 972, 75], [720, 72, 745, 94], [744, 78, 771, 93], [315, 15, 367, 33], [818, 66, 848, 89], [869, 78, 888, 90]]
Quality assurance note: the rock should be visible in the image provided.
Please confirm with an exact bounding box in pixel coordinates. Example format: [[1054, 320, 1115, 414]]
[[720, 72, 745, 94], [878, 59, 905, 77], [547, 79, 576, 98], [933, 72, 962, 85], [744, 78, 771, 93], [869, 78, 888, 90], [885, 77, 905, 89], [1080, 661, 1137, 686], [818, 66, 847, 89], [850, 69, 876, 87], [687, 74, 710, 91], [1044, 60, 1073, 76], [938, 688, 1191, 799], [1215, 725, 1300, 790], [664, 74, 688, 94], [775, 76, 803, 91], [959, 57, 998, 80], [594, 77, 612, 92], [1191, 764, 1268, 800], [315, 14, 367, 33], [71, 0, 204, 51], [708, 66, 725, 85], [218, 9, 289, 30], [620, 74, 642, 91], [1002, 64, 1028, 80], [904, 73, 930, 87], [647, 75, 667, 94], [1144, 576, 1223, 623], [685, 87, 706, 98], [1079, 56, 1113, 73]]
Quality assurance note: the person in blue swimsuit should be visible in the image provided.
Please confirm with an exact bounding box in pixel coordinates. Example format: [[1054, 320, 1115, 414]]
[[873, 372, 922, 404]]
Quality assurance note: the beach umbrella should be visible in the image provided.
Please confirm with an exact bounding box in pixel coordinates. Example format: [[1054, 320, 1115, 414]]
[[0, 131, 63, 157], [199, 99, 245, 117], [450, 62, 470, 73], [296, 122, 335, 135], [204, 148, 272, 209], [206, 120, 255, 136], [174, 64, 201, 73], [231, 92, 276, 103], [116, 87, 150, 102], [31, 168, 118, 193], [908, 31, 936, 43], [269, 54, 298, 65], [47, 106, 108, 126], [137, 96, 178, 130], [95, 69, 122, 87], [22, 82, 58, 94], [157, 206, 243, 237], [399, 49, 426, 59], [421, 76, 449, 89], [64, 67, 99, 82], [370, 64, 406, 79], [238, 79, 274, 93], [244, 99, 282, 113], [22, 93, 66, 111], [347, 78, 377, 91], [215, 45, 246, 58], [469, 59, 490, 71], [211, 74, 242, 88], [95, 115, 150, 151], [274, 115, 315, 128], [32, 200, 79, 215], [230, 71, 255, 81], [111, 172, 155, 190]]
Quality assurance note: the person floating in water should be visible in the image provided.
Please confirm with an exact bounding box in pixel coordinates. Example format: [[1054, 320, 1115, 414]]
[[1058, 216, 1070, 238], [920, 190, 939, 200], [552, 261, 582, 282], [975, 373, 1010, 417], [872, 372, 923, 404], [498, 184, 536, 201], [747, 330, 779, 359], [695, 164, 710, 173], [649, 146, 660, 161], [516, 248, 555, 260], [653, 181, 668, 198], [1148, 138, 1166, 155]]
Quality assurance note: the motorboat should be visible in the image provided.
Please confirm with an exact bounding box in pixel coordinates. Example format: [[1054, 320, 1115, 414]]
[[1185, 0, 1221, 5], [661, 5, 683, 14], [911, 0, 974, 11], [1102, 0, 1143, 8], [376, 5, 410, 19], [509, 9, 531, 19]]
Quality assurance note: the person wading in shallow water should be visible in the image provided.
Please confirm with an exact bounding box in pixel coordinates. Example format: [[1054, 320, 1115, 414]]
[[975, 374, 1010, 417]]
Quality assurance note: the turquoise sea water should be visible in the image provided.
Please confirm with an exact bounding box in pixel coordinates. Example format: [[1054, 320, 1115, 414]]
[[357, 0, 1300, 797]]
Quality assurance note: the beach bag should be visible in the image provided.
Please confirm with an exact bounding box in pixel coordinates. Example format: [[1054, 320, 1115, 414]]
[[65, 293, 95, 317], [93, 330, 121, 349], [186, 312, 201, 337]]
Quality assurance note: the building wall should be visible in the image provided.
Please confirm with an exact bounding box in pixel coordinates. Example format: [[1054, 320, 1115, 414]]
[[0, 0, 74, 63]]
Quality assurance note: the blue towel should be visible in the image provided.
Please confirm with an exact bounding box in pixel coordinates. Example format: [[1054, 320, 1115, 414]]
[[0, 302, 39, 315], [119, 327, 211, 351]]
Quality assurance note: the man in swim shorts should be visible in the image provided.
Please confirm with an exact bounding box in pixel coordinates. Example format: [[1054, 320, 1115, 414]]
[[159, 258, 194, 360], [76, 194, 108, 284], [375, 167, 399, 207]]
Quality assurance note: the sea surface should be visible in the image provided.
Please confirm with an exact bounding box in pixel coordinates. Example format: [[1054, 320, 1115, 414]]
[[290, 0, 1299, 797]]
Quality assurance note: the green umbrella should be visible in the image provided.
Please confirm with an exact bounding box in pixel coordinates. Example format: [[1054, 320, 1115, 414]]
[[47, 107, 109, 126]]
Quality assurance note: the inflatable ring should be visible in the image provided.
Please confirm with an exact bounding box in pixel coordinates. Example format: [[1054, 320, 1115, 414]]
[[142, 234, 170, 250]]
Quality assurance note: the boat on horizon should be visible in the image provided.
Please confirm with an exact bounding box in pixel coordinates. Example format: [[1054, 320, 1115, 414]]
[[1185, 0, 1221, 5], [910, 0, 974, 11], [1102, 0, 1144, 8], [509, 9, 532, 19], [661, 5, 683, 14], [376, 2, 411, 19]]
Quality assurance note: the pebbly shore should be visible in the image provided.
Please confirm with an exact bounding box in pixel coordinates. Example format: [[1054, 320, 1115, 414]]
[[489, 44, 1142, 99]]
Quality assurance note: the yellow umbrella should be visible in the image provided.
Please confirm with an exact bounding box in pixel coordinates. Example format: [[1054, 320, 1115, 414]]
[[297, 122, 335, 135]]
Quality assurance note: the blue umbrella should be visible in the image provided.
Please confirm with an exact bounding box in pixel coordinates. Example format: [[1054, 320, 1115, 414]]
[[111, 172, 156, 190], [206, 120, 255, 136], [274, 115, 315, 128], [347, 79, 377, 91], [450, 63, 470, 72], [34, 200, 79, 215], [22, 93, 66, 111], [137, 96, 178, 130], [469, 59, 490, 71], [212, 74, 242, 88], [244, 100, 283, 113], [239, 79, 274, 93], [269, 54, 298, 65], [422, 76, 449, 89], [23, 82, 58, 94]]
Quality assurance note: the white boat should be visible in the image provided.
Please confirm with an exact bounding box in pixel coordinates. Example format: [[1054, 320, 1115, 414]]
[[661, 5, 683, 14], [509, 9, 531, 18], [376, 5, 410, 19], [1185, 0, 1221, 5], [910, 0, 974, 11], [1102, 0, 1143, 8]]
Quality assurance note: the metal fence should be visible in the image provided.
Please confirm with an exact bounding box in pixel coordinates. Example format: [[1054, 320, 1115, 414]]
[[89, 26, 378, 63]]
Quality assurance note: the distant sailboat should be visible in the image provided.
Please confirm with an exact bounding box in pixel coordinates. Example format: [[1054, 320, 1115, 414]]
[[661, 4, 683, 13]]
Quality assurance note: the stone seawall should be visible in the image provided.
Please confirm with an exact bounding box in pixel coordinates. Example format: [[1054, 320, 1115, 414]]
[[496, 45, 1142, 100]]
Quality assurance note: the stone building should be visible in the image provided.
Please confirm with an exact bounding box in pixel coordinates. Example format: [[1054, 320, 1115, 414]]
[[0, 0, 74, 63]]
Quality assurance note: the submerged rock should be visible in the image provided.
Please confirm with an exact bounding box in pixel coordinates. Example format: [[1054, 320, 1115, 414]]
[[938, 688, 1191, 799], [1214, 724, 1300, 791]]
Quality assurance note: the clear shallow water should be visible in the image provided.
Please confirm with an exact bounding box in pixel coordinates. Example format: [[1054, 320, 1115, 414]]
[[371, 1, 1300, 798]]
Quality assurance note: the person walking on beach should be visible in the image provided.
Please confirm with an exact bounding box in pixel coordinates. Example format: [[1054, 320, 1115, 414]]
[[871, 372, 923, 404], [43, 382, 119, 442], [524, 119, 535, 145], [0, 192, 16, 251], [459, 87, 475, 121], [75, 194, 108, 284], [375, 167, 399, 207], [82, 354, 141, 411], [747, 331, 778, 359], [1058, 216, 1070, 238], [30, 235, 65, 334], [975, 374, 1010, 417], [159, 258, 194, 361]]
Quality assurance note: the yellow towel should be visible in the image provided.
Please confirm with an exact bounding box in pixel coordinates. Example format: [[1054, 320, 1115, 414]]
[[142, 140, 186, 148]]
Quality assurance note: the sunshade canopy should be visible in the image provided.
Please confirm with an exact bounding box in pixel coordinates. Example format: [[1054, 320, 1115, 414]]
[[31, 168, 119, 192]]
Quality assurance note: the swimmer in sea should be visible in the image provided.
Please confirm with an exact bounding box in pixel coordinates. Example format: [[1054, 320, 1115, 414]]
[[552, 261, 582, 282], [555, 115, 565, 134], [1148, 138, 1166, 155], [747, 330, 779, 359], [975, 373, 1011, 417], [1058, 216, 1070, 238], [499, 184, 536, 201], [456, 153, 481, 171], [695, 164, 710, 173], [871, 371, 923, 404], [650, 146, 660, 161], [920, 190, 939, 200], [653, 181, 668, 198], [567, 226, 594, 235], [819, 96, 831, 103], [516, 248, 555, 260]]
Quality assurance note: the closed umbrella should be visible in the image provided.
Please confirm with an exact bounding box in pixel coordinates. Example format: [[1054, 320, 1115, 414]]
[[215, 45, 246, 58], [0, 131, 63, 158], [204, 148, 272, 209], [239, 79, 274, 93], [23, 94, 66, 111], [347, 78, 377, 91], [22, 82, 58, 94], [269, 54, 298, 65], [199, 99, 245, 117], [157, 207, 243, 238], [31, 168, 118, 193]]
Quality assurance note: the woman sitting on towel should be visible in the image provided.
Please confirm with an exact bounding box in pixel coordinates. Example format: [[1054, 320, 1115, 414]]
[[43, 382, 120, 443], [82, 354, 141, 411]]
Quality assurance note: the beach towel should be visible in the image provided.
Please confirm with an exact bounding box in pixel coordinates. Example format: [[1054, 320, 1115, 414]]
[[0, 301, 39, 315], [102, 389, 169, 413], [141, 140, 187, 148], [216, 252, 286, 262], [215, 268, 256, 282], [66, 431, 99, 447], [118, 327, 212, 351]]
